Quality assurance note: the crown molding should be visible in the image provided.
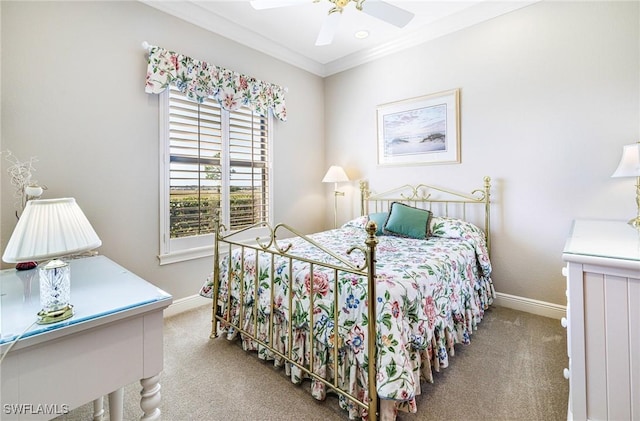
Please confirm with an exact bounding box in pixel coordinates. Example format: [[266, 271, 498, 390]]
[[140, 0, 539, 78], [140, 0, 326, 76], [324, 0, 539, 76]]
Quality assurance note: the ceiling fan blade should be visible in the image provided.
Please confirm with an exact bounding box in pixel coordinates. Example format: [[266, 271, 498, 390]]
[[315, 12, 341, 46], [249, 0, 306, 10], [361, 0, 415, 28]]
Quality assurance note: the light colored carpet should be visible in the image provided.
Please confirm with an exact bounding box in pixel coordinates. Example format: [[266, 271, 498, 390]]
[[56, 304, 568, 421]]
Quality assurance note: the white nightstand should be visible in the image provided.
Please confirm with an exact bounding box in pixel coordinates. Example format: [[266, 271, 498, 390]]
[[0, 255, 173, 420], [562, 220, 640, 421]]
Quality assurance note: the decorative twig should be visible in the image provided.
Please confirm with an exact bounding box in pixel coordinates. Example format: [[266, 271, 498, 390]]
[[1, 150, 46, 215]]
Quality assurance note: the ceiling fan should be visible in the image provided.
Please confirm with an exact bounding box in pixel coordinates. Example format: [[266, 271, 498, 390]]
[[249, 0, 415, 46]]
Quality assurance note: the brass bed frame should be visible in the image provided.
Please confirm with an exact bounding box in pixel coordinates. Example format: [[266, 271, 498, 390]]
[[209, 176, 491, 421]]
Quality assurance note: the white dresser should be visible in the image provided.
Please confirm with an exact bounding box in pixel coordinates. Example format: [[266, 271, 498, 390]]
[[562, 220, 640, 421], [1, 256, 173, 420]]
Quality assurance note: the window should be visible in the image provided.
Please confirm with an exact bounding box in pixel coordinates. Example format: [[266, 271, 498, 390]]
[[159, 86, 272, 264]]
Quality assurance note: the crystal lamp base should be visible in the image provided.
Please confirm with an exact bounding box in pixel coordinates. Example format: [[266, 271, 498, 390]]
[[37, 304, 74, 324], [38, 259, 74, 324]]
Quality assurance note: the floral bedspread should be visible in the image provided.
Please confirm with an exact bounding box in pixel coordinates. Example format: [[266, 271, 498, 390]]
[[199, 217, 494, 420]]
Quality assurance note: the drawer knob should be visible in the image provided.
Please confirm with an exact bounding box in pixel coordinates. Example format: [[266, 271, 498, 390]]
[[562, 267, 568, 277], [561, 317, 568, 328], [563, 368, 570, 379]]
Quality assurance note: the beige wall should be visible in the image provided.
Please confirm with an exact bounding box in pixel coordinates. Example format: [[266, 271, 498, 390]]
[[0, 1, 325, 300], [324, 1, 640, 306], [2, 1, 638, 308]]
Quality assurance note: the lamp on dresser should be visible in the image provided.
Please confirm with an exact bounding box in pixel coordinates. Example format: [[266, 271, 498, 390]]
[[322, 165, 350, 229], [611, 142, 640, 228], [2, 198, 102, 324]]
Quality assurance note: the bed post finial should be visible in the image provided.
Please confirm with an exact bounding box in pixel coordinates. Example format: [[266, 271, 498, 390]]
[[360, 180, 369, 216]]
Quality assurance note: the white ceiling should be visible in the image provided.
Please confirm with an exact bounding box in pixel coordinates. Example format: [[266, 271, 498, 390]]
[[141, 0, 538, 77]]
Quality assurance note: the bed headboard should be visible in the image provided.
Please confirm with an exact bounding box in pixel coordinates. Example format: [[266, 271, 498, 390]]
[[360, 176, 492, 253]]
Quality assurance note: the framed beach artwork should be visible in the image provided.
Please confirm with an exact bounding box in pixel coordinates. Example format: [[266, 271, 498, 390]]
[[377, 89, 460, 166]]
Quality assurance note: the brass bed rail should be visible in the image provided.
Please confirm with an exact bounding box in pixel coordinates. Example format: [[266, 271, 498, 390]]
[[360, 176, 492, 254], [210, 213, 380, 419]]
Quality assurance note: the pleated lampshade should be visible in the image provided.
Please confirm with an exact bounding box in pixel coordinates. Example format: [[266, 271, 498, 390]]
[[2, 198, 102, 263]]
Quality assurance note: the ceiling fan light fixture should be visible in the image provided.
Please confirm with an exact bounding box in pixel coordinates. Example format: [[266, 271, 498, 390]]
[[354, 29, 369, 39], [325, 0, 364, 14], [253, 0, 415, 46]]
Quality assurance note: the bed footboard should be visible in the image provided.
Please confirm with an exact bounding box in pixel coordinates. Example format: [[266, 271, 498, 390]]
[[210, 211, 381, 420]]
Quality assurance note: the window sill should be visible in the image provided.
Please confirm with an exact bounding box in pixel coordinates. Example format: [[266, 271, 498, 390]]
[[158, 245, 213, 265]]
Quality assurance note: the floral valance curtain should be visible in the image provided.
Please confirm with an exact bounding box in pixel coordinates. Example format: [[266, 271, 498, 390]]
[[145, 45, 287, 121]]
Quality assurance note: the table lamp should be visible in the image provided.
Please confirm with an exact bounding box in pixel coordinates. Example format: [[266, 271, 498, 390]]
[[611, 142, 640, 228], [322, 165, 349, 229], [2, 198, 102, 324]]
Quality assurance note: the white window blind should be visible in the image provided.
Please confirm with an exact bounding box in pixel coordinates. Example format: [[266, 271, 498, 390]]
[[228, 107, 270, 230], [168, 89, 222, 238], [159, 86, 272, 264]]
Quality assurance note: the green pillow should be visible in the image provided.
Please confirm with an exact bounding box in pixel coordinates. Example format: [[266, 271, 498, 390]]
[[383, 202, 432, 239], [368, 212, 388, 236]]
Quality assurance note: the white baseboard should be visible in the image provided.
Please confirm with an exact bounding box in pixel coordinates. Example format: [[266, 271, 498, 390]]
[[164, 294, 210, 318], [164, 292, 567, 321], [494, 292, 566, 320]]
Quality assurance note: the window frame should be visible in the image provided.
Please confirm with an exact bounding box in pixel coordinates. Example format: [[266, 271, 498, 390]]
[[158, 89, 274, 265]]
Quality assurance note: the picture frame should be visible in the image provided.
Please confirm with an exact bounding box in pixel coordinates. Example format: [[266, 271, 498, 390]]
[[377, 89, 460, 166]]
